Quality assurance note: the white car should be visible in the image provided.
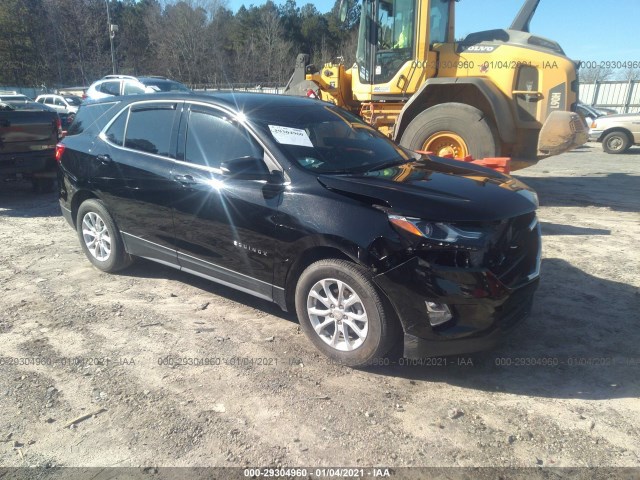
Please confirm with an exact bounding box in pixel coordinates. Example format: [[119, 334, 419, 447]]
[[589, 113, 640, 154], [84, 75, 190, 100], [35, 94, 83, 114], [0, 91, 31, 103]]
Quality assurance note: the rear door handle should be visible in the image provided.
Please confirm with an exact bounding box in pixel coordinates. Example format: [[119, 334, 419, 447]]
[[96, 154, 112, 165], [173, 174, 197, 186]]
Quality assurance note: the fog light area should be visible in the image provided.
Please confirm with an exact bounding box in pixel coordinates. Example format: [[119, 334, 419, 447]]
[[426, 301, 453, 326]]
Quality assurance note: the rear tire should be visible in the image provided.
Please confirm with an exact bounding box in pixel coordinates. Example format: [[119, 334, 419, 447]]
[[76, 199, 133, 273], [400, 103, 499, 159], [295, 259, 398, 367], [602, 131, 631, 154]]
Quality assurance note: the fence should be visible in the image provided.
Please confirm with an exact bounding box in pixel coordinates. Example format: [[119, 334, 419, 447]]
[[192, 83, 285, 95], [579, 80, 640, 114]]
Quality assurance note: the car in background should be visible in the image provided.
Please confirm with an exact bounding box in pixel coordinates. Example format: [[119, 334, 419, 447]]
[[84, 75, 190, 100], [1, 100, 61, 192], [0, 91, 32, 103], [576, 103, 603, 127], [35, 94, 83, 114], [20, 99, 75, 131], [57, 93, 541, 367], [589, 113, 640, 154], [593, 106, 618, 116]]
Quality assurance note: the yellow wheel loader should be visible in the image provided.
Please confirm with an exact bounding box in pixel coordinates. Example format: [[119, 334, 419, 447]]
[[285, 0, 587, 170]]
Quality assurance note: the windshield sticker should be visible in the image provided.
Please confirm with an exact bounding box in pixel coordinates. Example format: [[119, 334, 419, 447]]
[[268, 125, 313, 147]]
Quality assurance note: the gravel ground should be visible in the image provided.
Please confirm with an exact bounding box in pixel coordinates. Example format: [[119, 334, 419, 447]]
[[0, 143, 638, 476]]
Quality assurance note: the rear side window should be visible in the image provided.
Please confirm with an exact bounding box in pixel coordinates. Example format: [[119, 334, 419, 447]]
[[124, 104, 177, 156], [185, 108, 263, 169], [64, 96, 82, 106], [105, 109, 128, 146], [67, 102, 119, 136], [99, 81, 120, 96]]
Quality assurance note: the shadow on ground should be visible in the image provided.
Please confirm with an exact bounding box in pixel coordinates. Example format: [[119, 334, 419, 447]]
[[120, 258, 295, 323], [118, 255, 639, 402], [374, 258, 640, 401], [0, 181, 59, 218], [516, 173, 640, 212], [540, 222, 610, 236]]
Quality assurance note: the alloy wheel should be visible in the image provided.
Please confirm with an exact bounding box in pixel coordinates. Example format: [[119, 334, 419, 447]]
[[82, 212, 112, 261], [306, 278, 369, 351]]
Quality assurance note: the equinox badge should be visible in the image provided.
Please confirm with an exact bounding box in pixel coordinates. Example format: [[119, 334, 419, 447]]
[[233, 240, 268, 257]]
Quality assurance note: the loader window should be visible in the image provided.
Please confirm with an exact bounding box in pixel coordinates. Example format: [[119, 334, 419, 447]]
[[430, 0, 451, 45], [377, 0, 414, 51], [357, 0, 416, 84]]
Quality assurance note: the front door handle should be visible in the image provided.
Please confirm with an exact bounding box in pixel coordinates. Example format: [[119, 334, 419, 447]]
[[173, 174, 197, 186], [96, 154, 112, 166]]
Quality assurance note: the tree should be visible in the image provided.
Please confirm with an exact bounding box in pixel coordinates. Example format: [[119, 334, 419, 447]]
[[580, 66, 614, 83], [617, 68, 640, 81]]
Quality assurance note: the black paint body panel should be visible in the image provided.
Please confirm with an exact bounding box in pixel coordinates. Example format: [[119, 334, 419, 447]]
[[58, 92, 541, 357]]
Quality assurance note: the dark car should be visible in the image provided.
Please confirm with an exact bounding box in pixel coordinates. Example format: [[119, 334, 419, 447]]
[[1, 100, 61, 192], [57, 93, 541, 367]]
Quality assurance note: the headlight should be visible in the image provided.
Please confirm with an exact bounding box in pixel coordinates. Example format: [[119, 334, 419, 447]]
[[515, 188, 539, 208], [388, 215, 485, 245]]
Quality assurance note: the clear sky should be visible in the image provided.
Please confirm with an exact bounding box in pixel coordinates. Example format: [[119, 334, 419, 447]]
[[228, 0, 640, 63]]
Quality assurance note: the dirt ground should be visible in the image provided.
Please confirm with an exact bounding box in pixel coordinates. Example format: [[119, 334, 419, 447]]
[[0, 143, 638, 475]]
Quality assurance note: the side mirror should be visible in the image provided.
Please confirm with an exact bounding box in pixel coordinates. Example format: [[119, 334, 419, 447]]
[[220, 156, 276, 181]]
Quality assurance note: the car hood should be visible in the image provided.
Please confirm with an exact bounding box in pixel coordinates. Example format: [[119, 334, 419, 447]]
[[317, 156, 538, 222]]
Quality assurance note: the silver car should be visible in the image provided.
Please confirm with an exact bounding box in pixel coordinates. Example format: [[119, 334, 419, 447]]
[[589, 113, 640, 154], [84, 75, 190, 100]]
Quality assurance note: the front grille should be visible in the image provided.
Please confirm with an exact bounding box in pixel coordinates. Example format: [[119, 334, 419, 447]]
[[486, 212, 541, 288]]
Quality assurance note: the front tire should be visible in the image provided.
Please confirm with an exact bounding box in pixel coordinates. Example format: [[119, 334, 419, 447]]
[[400, 103, 499, 159], [76, 199, 132, 272], [295, 260, 397, 367], [602, 131, 631, 154]]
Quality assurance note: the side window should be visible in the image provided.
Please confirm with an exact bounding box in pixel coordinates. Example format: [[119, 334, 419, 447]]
[[45, 97, 54, 105], [185, 109, 263, 169], [68, 102, 120, 136], [36, 97, 44, 103], [123, 81, 146, 95], [124, 104, 177, 156], [55, 98, 65, 106], [105, 108, 128, 146], [100, 81, 121, 96]]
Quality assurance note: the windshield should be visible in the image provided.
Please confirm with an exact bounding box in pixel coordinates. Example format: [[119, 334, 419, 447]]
[[64, 96, 82, 106], [253, 104, 412, 174], [356, 0, 416, 84], [141, 79, 190, 92]]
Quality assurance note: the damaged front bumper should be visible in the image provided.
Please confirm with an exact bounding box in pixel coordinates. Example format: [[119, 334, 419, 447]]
[[374, 256, 539, 358]]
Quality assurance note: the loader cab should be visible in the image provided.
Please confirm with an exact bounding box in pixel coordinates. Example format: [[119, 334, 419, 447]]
[[355, 0, 453, 85]]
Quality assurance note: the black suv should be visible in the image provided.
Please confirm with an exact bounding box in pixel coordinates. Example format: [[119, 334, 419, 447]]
[[57, 93, 541, 367]]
